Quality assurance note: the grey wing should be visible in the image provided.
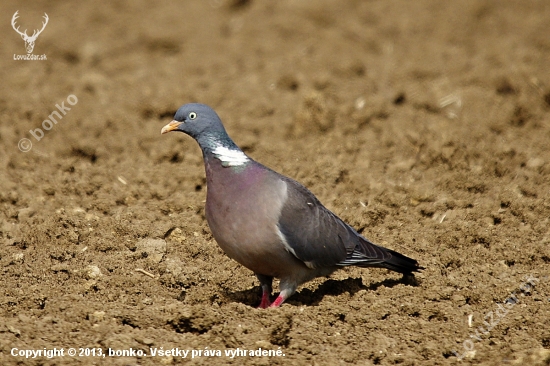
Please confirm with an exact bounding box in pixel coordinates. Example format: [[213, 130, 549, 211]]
[[277, 177, 391, 269]]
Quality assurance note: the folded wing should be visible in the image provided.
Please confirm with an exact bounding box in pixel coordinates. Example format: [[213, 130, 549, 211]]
[[277, 177, 421, 273]]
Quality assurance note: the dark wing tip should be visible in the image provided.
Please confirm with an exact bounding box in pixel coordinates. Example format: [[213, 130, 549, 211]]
[[341, 239, 424, 274], [382, 248, 424, 274]]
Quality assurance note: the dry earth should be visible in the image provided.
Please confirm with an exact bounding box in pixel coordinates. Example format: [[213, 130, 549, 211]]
[[1, 1, 550, 365]]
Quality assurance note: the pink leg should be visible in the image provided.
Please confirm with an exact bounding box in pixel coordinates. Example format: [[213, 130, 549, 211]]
[[269, 295, 285, 308], [258, 289, 272, 309], [256, 274, 273, 309], [268, 283, 295, 308]]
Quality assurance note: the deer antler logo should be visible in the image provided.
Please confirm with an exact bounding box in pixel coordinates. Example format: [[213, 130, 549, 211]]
[[12, 11, 49, 54]]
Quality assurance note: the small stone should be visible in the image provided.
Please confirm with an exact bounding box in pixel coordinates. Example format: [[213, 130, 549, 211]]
[[12, 253, 24, 262], [51, 264, 71, 272], [7, 325, 21, 336], [451, 294, 465, 302], [355, 97, 366, 110], [160, 356, 174, 365], [89, 311, 105, 323], [142, 338, 154, 346], [86, 265, 102, 279], [83, 280, 97, 290], [255, 340, 272, 348], [136, 239, 167, 263], [43, 187, 55, 195], [85, 213, 100, 221], [166, 227, 186, 243], [526, 157, 544, 169]]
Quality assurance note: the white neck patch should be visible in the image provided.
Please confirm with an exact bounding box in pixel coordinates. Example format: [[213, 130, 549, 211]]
[[212, 145, 249, 167]]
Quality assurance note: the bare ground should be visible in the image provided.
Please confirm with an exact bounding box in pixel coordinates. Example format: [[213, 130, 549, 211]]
[[1, 1, 550, 365]]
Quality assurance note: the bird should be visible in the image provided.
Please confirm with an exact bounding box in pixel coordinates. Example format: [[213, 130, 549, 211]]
[[161, 103, 423, 308]]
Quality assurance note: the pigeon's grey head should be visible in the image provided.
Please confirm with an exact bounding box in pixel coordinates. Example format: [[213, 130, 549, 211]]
[[161, 103, 227, 142]]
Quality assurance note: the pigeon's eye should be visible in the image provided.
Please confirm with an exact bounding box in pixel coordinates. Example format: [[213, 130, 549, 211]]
[[189, 112, 197, 120]]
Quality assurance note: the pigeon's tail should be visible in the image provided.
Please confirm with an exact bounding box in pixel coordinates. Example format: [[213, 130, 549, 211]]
[[377, 247, 424, 274], [338, 236, 424, 274]]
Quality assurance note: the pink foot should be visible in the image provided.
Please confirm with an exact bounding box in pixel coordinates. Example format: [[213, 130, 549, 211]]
[[258, 290, 271, 309], [269, 295, 285, 308]]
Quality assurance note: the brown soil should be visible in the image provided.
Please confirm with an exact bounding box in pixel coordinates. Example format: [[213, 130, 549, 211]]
[[1, 1, 550, 365]]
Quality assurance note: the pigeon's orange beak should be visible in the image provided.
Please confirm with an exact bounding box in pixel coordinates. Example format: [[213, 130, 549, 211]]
[[161, 120, 183, 134]]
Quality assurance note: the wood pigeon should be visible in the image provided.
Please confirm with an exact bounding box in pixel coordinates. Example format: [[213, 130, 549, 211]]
[[161, 103, 423, 308]]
